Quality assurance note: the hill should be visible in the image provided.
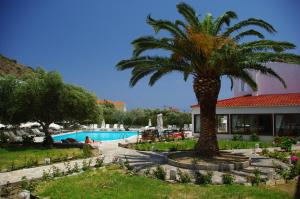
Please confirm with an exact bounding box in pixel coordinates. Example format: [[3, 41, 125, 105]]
[[0, 55, 34, 77]]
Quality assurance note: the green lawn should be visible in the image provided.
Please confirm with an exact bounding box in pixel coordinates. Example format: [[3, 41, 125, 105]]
[[34, 168, 293, 199], [0, 146, 86, 171], [130, 139, 273, 152]]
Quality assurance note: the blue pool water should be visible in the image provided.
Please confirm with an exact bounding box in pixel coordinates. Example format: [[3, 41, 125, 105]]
[[52, 131, 138, 142]]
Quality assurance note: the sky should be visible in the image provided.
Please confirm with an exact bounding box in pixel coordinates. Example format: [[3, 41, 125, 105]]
[[1, 0, 300, 111]]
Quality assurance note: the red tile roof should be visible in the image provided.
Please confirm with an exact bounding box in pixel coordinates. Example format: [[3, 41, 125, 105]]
[[191, 93, 300, 108]]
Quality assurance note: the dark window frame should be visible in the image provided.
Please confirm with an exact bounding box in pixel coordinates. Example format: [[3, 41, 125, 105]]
[[274, 113, 300, 136], [230, 114, 273, 136], [193, 114, 229, 134]]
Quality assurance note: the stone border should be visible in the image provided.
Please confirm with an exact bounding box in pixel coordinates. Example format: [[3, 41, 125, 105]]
[[166, 151, 250, 171]]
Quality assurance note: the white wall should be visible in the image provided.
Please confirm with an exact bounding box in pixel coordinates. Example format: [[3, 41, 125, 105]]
[[233, 62, 300, 97]]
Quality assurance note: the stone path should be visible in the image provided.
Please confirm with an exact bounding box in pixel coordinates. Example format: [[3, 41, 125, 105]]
[[0, 137, 288, 186]]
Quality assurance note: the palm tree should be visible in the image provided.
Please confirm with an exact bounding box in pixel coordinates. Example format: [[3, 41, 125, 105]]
[[116, 2, 300, 157]]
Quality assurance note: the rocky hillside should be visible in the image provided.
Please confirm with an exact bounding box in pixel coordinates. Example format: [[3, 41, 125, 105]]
[[0, 55, 34, 77]]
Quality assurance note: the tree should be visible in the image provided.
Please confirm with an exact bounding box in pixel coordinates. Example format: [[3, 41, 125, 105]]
[[99, 102, 117, 124], [5, 68, 100, 145], [0, 75, 20, 124], [117, 2, 300, 157], [59, 84, 100, 125]]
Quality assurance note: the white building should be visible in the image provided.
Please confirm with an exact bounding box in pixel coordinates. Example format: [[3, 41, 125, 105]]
[[191, 63, 300, 139]]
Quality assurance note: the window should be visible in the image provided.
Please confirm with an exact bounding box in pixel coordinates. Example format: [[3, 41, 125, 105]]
[[194, 114, 200, 133], [194, 114, 228, 134], [217, 115, 228, 134], [276, 114, 300, 136], [240, 80, 245, 92], [231, 114, 273, 135]]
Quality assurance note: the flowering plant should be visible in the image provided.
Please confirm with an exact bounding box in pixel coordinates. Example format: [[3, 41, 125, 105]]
[[291, 155, 299, 163]]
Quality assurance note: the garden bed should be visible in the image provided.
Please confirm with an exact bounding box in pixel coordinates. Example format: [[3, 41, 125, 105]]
[[167, 151, 250, 171], [0, 144, 97, 172]]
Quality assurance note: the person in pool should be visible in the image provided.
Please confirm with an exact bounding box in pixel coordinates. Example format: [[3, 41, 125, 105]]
[[85, 136, 93, 144], [85, 136, 101, 145]]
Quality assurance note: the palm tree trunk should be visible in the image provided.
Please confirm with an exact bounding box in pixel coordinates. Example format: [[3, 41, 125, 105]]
[[193, 75, 221, 157]]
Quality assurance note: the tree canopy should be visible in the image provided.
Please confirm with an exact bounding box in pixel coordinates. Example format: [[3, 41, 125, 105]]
[[0, 68, 100, 144]]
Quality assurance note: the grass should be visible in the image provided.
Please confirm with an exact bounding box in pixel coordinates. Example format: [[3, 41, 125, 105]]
[[0, 146, 87, 171], [130, 139, 273, 152], [34, 168, 293, 199]]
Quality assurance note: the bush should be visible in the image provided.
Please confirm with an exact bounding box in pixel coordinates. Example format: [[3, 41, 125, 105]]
[[51, 166, 63, 177], [72, 162, 80, 173], [250, 133, 260, 142], [251, 168, 261, 185], [0, 132, 8, 143], [273, 136, 296, 151], [64, 162, 72, 174], [177, 169, 191, 183], [83, 144, 93, 157], [169, 145, 178, 152], [261, 148, 269, 155], [222, 173, 234, 185], [232, 134, 243, 141], [82, 159, 92, 171], [195, 171, 213, 185], [95, 157, 104, 168], [21, 176, 35, 192], [123, 156, 133, 171], [153, 165, 166, 180], [266, 151, 289, 163], [144, 168, 151, 176], [22, 135, 34, 145]]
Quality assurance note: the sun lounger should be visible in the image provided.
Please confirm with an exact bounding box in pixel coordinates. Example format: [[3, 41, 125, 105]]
[[105, 124, 111, 131], [119, 124, 125, 131], [112, 124, 118, 131]]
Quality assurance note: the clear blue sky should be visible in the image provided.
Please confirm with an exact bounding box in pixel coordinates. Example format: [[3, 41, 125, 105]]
[[1, 0, 300, 110]]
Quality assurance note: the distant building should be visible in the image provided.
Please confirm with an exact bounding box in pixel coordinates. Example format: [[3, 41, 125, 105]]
[[191, 63, 300, 139], [97, 100, 127, 112]]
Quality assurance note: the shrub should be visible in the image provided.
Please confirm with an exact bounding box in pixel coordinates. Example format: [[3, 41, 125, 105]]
[[21, 176, 35, 192], [123, 156, 133, 171], [52, 166, 63, 177], [144, 168, 151, 176], [232, 133, 243, 141], [222, 173, 234, 185], [26, 158, 38, 167], [42, 170, 51, 181], [266, 151, 289, 163], [273, 136, 296, 151], [64, 162, 72, 174], [250, 133, 260, 142], [177, 169, 191, 183], [261, 148, 269, 155], [153, 165, 166, 180], [83, 144, 93, 157], [95, 157, 104, 168], [169, 145, 178, 152], [251, 168, 261, 185], [82, 159, 92, 171], [72, 162, 80, 173], [22, 135, 34, 145], [9, 160, 16, 171], [195, 171, 213, 185], [0, 132, 8, 143]]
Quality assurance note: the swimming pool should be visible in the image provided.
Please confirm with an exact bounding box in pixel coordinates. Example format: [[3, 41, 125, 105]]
[[52, 131, 138, 142]]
